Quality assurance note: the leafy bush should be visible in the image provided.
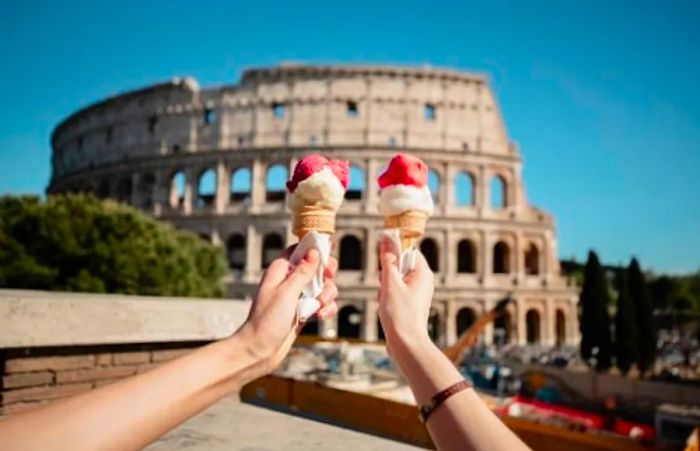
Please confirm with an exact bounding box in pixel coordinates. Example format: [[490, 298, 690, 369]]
[[0, 194, 227, 297]]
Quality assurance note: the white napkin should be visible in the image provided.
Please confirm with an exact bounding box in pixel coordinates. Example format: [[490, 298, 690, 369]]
[[289, 231, 331, 322], [381, 229, 418, 276]]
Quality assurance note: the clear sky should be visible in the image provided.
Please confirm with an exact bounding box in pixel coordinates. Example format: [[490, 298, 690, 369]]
[[1, 0, 698, 274]]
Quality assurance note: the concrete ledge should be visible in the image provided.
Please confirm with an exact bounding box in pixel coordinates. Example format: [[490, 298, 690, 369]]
[[0, 290, 250, 348]]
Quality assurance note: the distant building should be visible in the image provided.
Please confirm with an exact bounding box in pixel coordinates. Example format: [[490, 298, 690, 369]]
[[48, 64, 578, 347]]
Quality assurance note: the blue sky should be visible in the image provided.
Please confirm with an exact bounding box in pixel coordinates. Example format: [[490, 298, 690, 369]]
[[0, 0, 698, 273]]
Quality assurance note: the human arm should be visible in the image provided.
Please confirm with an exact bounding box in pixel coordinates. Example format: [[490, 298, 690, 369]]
[[377, 237, 529, 451], [0, 248, 338, 451]]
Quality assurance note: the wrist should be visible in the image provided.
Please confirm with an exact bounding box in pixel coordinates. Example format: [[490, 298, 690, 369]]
[[220, 330, 274, 384]]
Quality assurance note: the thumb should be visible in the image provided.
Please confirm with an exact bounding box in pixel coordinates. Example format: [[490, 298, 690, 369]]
[[283, 248, 321, 293], [379, 235, 403, 288]]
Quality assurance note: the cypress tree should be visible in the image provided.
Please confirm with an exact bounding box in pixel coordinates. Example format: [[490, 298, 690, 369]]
[[614, 270, 638, 374], [579, 250, 612, 371], [629, 258, 656, 375]]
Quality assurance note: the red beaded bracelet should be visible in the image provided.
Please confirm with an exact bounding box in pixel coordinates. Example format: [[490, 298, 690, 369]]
[[419, 380, 472, 423]]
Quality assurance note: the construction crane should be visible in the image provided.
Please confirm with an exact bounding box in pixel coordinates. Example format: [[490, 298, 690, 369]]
[[442, 294, 514, 367]]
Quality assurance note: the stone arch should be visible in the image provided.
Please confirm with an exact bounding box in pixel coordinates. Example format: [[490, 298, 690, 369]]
[[456, 307, 477, 337], [428, 308, 441, 343], [300, 319, 319, 336], [490, 174, 507, 209], [457, 239, 477, 274], [139, 173, 156, 208], [526, 309, 541, 344], [428, 168, 440, 202], [420, 238, 439, 272], [169, 171, 186, 208], [227, 234, 246, 270], [338, 304, 362, 338], [261, 233, 284, 268], [97, 179, 111, 199], [116, 177, 132, 203], [345, 165, 365, 200], [230, 167, 251, 203], [493, 240, 511, 274], [555, 309, 566, 347], [339, 235, 363, 270], [455, 171, 475, 206], [196, 168, 216, 208], [266, 164, 288, 202], [524, 242, 540, 275], [494, 310, 513, 345]]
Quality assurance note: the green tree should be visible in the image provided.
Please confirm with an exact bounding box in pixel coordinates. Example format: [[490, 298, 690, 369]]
[[614, 270, 638, 374], [628, 258, 656, 375], [0, 194, 227, 297], [579, 250, 612, 371]]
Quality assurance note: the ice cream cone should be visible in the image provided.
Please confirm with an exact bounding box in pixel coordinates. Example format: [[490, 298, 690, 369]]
[[384, 210, 428, 250], [293, 205, 336, 239]]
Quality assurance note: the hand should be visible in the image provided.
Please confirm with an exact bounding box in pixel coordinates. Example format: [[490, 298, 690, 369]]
[[377, 235, 434, 351], [237, 247, 338, 372]]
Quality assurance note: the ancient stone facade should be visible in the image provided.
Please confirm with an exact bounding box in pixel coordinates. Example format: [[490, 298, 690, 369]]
[[48, 64, 578, 347]]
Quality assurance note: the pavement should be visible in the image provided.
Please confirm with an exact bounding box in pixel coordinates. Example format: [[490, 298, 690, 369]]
[[147, 395, 423, 451]]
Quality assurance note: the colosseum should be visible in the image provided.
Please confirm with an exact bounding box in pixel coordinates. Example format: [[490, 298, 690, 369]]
[[48, 64, 579, 348]]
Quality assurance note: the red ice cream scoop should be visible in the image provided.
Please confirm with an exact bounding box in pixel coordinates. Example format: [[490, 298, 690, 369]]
[[378, 153, 429, 189], [286, 154, 349, 193]]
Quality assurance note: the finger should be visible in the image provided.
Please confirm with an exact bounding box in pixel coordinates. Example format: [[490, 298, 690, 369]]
[[261, 257, 293, 287], [379, 236, 403, 287], [281, 244, 298, 259], [316, 301, 338, 320], [323, 257, 338, 279], [318, 280, 338, 307], [282, 248, 321, 293]]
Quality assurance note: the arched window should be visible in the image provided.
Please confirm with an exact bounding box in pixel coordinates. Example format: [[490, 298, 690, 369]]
[[456, 307, 477, 337], [494, 311, 512, 345], [265, 164, 288, 202], [230, 167, 251, 203], [525, 243, 540, 275], [457, 239, 477, 274], [339, 235, 363, 270], [338, 305, 362, 338], [490, 175, 507, 209], [420, 238, 439, 272], [300, 319, 319, 336], [555, 310, 566, 347], [345, 165, 365, 200], [170, 171, 186, 208], [140, 173, 155, 208], [261, 233, 284, 268], [227, 234, 246, 270], [428, 169, 440, 202], [493, 241, 510, 274], [428, 309, 440, 343], [526, 309, 541, 344], [197, 168, 216, 208], [455, 172, 475, 206], [97, 180, 111, 199], [116, 177, 132, 204]]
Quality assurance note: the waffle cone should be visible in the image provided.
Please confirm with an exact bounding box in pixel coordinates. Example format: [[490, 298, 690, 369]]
[[384, 210, 428, 251], [293, 205, 336, 238]]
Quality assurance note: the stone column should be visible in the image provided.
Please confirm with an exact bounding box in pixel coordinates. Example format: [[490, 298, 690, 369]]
[[445, 164, 456, 216], [445, 300, 457, 345], [482, 297, 494, 345], [481, 231, 492, 284], [544, 299, 555, 347], [244, 224, 260, 281], [365, 158, 380, 213], [568, 298, 579, 346], [250, 159, 265, 212], [515, 232, 524, 281], [152, 170, 165, 216], [364, 226, 378, 283], [516, 299, 527, 345], [362, 298, 378, 342], [215, 159, 228, 214], [477, 165, 488, 213], [438, 163, 449, 216], [444, 229, 457, 286], [130, 173, 142, 208], [183, 168, 194, 215]]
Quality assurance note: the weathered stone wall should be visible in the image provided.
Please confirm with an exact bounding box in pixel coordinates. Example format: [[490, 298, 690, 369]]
[[47, 64, 579, 348]]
